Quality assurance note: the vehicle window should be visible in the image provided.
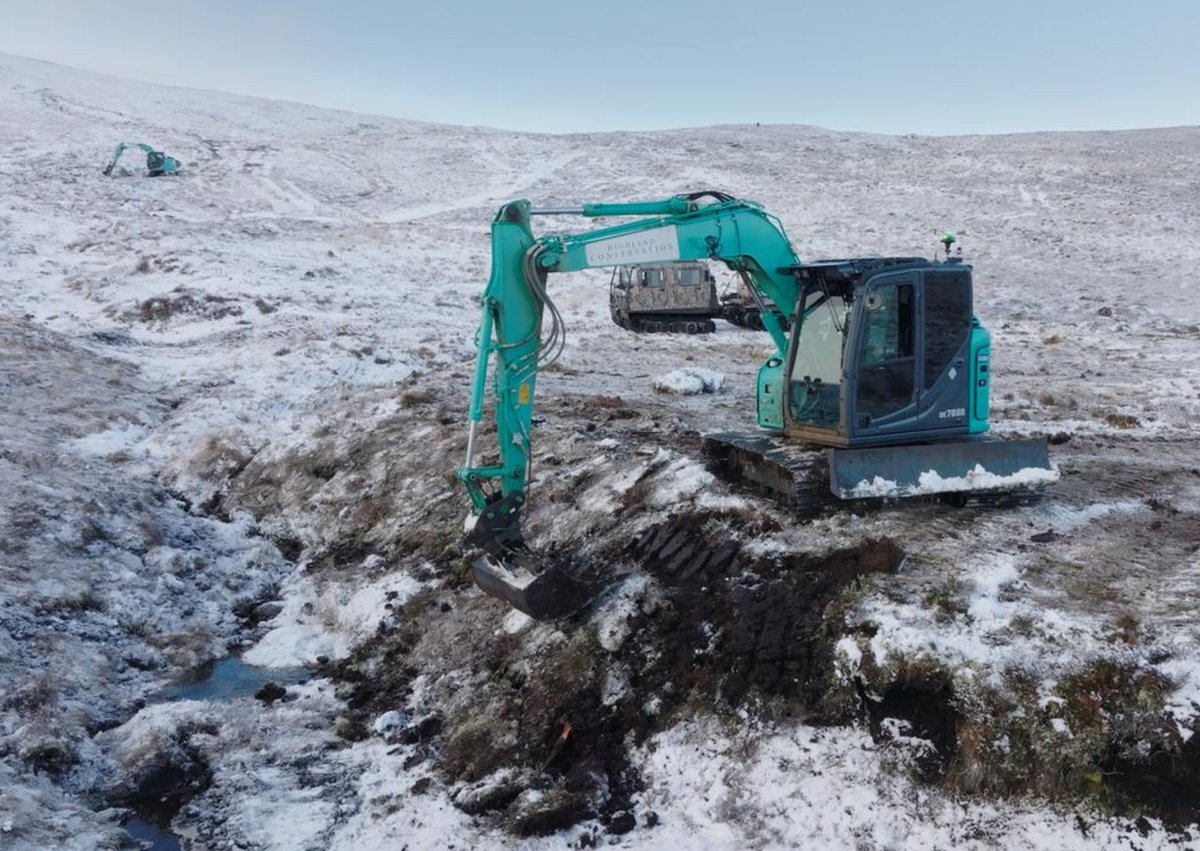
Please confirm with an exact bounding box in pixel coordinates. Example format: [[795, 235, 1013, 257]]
[[789, 295, 850, 428], [923, 271, 972, 389], [862, 284, 913, 364]]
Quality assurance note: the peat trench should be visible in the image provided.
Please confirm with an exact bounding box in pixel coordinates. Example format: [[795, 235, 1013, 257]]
[[338, 516, 918, 839], [340, 512, 1200, 841]]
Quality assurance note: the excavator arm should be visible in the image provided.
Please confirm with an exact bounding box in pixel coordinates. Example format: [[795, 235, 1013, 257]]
[[456, 193, 801, 566]]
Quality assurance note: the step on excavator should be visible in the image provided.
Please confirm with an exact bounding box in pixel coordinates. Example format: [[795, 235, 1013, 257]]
[[456, 192, 1057, 619]]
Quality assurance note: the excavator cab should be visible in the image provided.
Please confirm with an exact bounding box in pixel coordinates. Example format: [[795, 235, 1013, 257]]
[[745, 257, 1051, 502], [774, 257, 979, 442], [145, 150, 167, 176]]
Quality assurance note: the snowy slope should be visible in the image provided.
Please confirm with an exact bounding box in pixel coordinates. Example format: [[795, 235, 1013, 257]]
[[1, 53, 1199, 850]]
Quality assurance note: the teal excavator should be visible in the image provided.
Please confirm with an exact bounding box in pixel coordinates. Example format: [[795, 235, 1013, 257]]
[[102, 142, 180, 177], [457, 192, 1056, 618]]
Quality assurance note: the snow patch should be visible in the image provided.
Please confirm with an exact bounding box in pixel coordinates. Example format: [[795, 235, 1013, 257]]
[[652, 368, 725, 395], [594, 575, 650, 652], [848, 463, 1060, 498], [648, 457, 715, 509], [245, 569, 423, 667]]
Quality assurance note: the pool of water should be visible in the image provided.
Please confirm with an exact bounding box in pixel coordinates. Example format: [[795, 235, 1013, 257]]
[[158, 655, 312, 702], [120, 656, 315, 848], [124, 814, 183, 851]]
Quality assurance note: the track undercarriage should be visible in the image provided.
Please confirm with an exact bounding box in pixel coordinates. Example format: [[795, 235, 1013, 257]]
[[702, 431, 1053, 514], [611, 312, 717, 334]]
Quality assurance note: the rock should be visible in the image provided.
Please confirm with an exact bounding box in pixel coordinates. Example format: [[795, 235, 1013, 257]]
[[453, 768, 534, 815], [508, 789, 593, 837], [254, 682, 287, 704], [1029, 530, 1059, 543], [410, 777, 432, 795], [642, 810, 659, 828], [373, 710, 407, 740], [315, 655, 329, 665], [1098, 306, 1114, 317], [334, 717, 368, 741], [252, 601, 283, 622], [397, 712, 443, 744], [605, 811, 636, 835]]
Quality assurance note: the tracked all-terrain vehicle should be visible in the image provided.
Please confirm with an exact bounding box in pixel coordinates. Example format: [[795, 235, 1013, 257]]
[[608, 261, 789, 335], [609, 261, 719, 333], [456, 192, 1057, 619]]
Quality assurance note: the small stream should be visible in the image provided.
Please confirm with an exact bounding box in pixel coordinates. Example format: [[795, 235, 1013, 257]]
[[119, 656, 313, 849]]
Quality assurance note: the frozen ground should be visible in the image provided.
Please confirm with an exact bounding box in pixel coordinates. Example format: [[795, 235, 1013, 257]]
[[1, 53, 1198, 849]]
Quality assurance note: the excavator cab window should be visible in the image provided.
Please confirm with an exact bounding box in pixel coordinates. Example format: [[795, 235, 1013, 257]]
[[922, 270, 972, 389], [856, 281, 916, 424], [788, 290, 850, 429], [678, 267, 703, 286], [861, 284, 914, 363]]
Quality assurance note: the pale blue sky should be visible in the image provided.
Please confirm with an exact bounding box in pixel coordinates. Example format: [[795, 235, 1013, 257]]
[[1, 0, 1196, 134]]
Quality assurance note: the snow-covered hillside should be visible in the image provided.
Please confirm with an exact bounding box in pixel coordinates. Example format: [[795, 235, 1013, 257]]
[[1, 53, 1198, 850]]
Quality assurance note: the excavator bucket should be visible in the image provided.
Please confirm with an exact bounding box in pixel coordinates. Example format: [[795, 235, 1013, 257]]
[[470, 554, 602, 620], [829, 437, 1056, 501], [464, 493, 610, 620]]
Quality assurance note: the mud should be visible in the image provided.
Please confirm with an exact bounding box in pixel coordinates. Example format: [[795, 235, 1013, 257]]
[[365, 514, 910, 835], [623, 515, 905, 708], [110, 745, 211, 845], [862, 674, 960, 782], [1101, 727, 1200, 827]]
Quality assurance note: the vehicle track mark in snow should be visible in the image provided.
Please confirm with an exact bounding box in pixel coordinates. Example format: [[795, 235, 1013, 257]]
[[379, 150, 583, 222]]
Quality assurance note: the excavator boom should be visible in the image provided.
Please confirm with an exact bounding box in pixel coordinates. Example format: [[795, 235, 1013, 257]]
[[457, 193, 801, 616]]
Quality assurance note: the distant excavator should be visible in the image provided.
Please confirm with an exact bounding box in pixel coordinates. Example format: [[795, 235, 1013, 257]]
[[457, 192, 1057, 618], [102, 142, 180, 177]]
